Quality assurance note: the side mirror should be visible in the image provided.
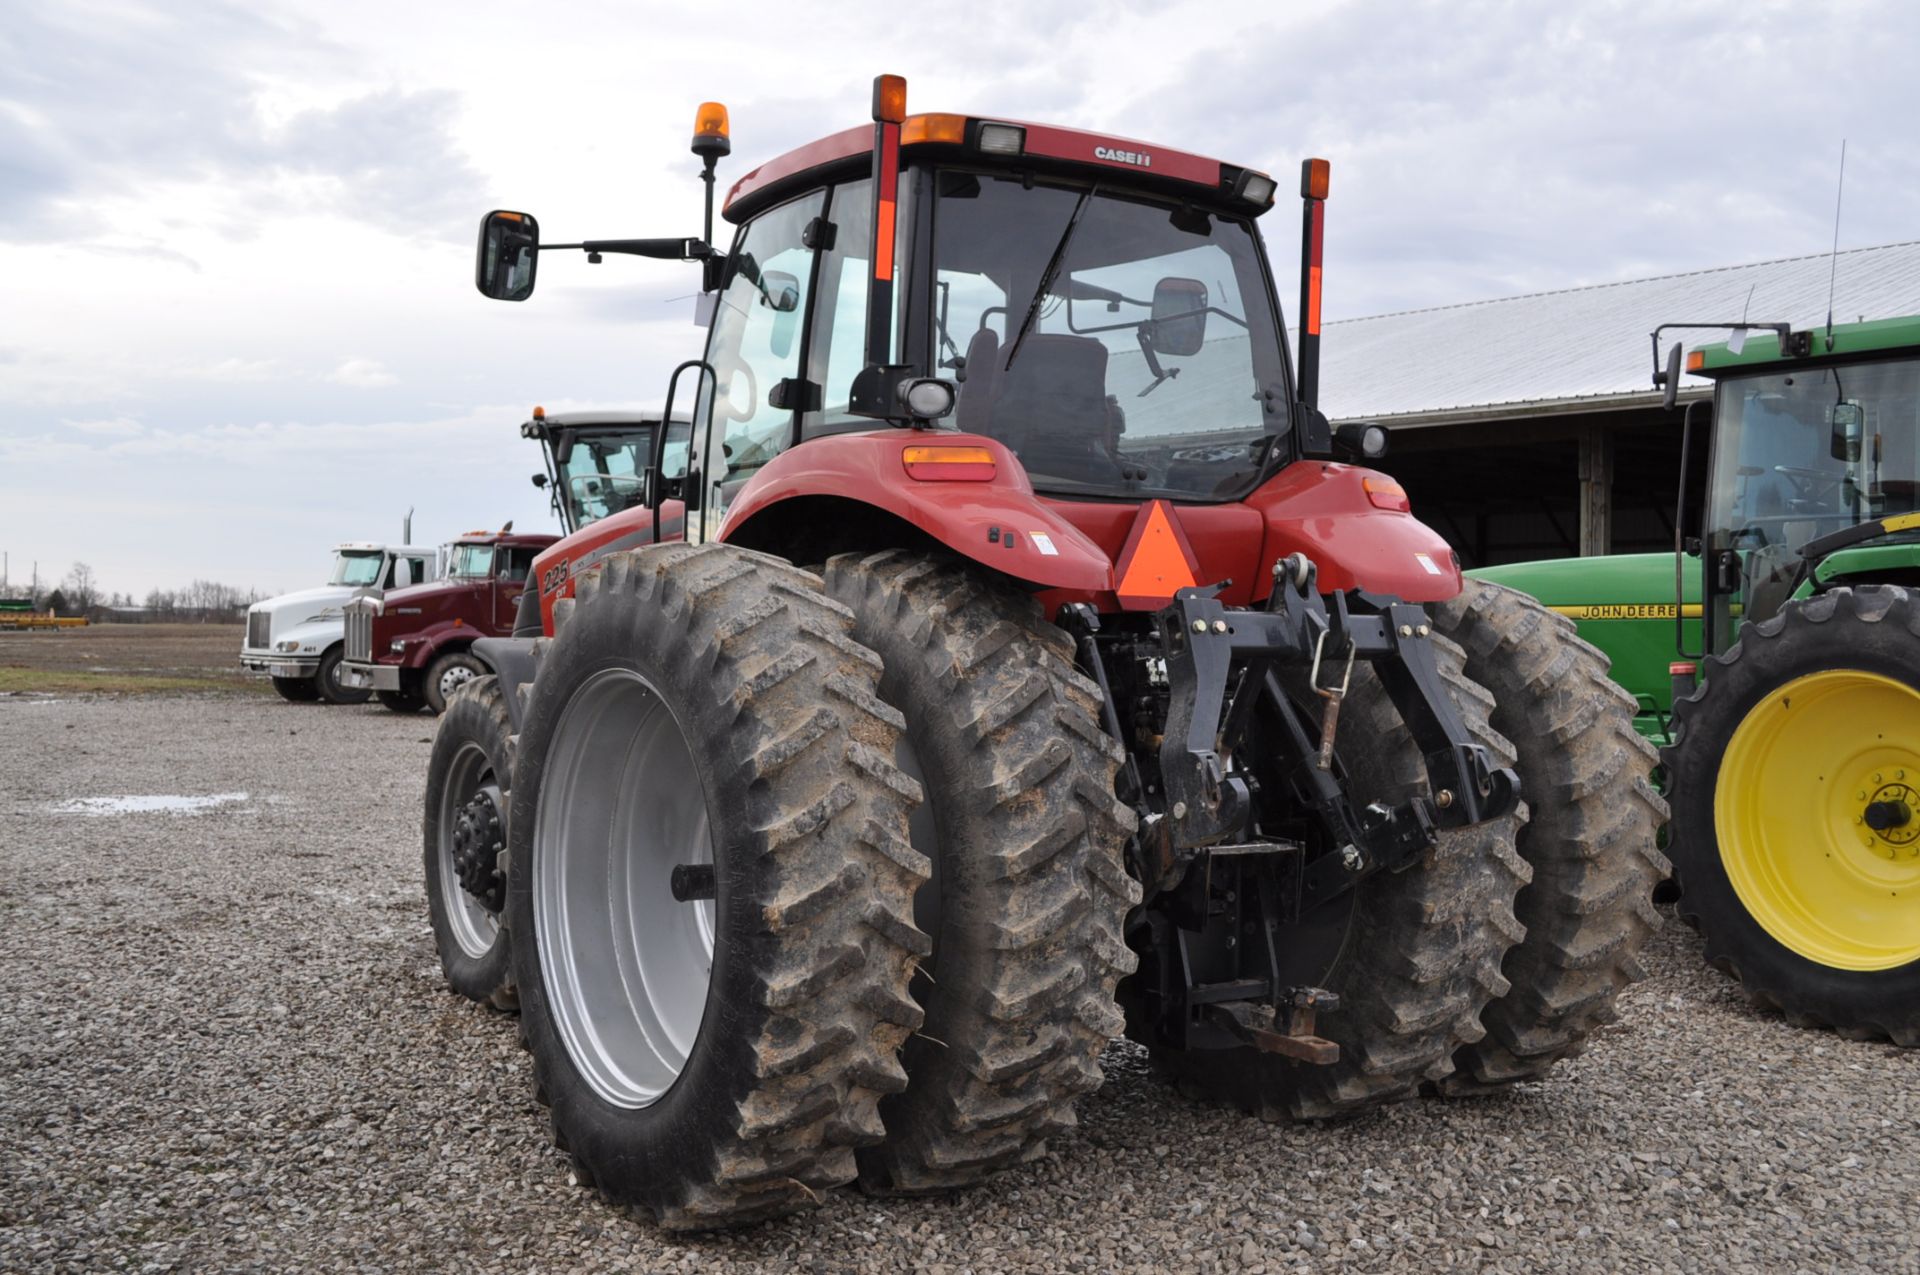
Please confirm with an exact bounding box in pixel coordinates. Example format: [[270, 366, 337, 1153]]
[[1150, 277, 1209, 356], [762, 268, 802, 358], [1660, 340, 1684, 411], [1831, 401, 1865, 461], [476, 210, 540, 301], [531, 473, 548, 489]]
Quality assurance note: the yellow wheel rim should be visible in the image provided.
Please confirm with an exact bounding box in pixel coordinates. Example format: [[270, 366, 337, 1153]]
[[1716, 668, 1920, 971]]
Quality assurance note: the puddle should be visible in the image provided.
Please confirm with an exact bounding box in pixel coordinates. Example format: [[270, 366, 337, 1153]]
[[54, 793, 250, 816]]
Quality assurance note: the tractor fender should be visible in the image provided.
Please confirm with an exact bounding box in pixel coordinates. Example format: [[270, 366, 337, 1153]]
[[719, 432, 1112, 591], [1246, 462, 1462, 604]]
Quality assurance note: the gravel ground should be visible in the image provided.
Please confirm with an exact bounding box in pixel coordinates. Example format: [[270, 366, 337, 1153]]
[[4, 693, 1919, 1273]]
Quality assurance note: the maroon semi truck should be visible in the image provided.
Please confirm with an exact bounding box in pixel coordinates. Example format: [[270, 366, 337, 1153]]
[[340, 529, 556, 713]]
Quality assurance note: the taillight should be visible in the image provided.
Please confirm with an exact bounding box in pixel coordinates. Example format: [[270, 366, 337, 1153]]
[[902, 445, 996, 481], [1362, 475, 1409, 511]]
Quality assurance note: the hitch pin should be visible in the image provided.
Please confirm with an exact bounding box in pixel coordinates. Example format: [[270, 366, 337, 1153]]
[[1308, 627, 1357, 771]]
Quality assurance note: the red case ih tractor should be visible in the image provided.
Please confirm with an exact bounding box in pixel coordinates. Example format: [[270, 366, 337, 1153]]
[[428, 77, 1667, 1230]]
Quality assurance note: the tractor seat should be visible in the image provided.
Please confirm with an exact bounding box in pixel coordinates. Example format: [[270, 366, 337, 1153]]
[[988, 334, 1123, 486]]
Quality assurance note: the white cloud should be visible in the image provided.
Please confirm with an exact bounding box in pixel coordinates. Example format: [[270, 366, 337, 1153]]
[[63, 415, 144, 436], [327, 357, 397, 388], [183, 357, 279, 383]]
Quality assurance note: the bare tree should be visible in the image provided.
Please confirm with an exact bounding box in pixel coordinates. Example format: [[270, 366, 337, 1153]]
[[63, 562, 99, 612]]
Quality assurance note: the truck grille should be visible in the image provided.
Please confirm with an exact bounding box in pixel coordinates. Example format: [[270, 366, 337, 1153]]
[[247, 611, 271, 651], [345, 605, 373, 663]]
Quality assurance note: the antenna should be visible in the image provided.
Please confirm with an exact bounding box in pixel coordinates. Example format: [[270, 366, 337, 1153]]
[[1825, 140, 1847, 351]]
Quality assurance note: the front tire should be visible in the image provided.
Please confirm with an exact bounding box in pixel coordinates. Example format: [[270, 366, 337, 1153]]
[[316, 645, 372, 705], [1669, 585, 1920, 1045], [424, 650, 487, 714], [271, 675, 320, 703], [423, 676, 515, 1009], [823, 551, 1139, 1195], [507, 544, 930, 1229]]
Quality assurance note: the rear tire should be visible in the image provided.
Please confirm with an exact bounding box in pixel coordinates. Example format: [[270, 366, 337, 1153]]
[[1669, 585, 1920, 1045], [1146, 636, 1529, 1118], [507, 544, 930, 1229], [423, 676, 516, 1009], [823, 551, 1139, 1195], [271, 675, 319, 703], [424, 650, 487, 714], [316, 645, 372, 705], [1428, 579, 1668, 1092], [378, 688, 428, 714]]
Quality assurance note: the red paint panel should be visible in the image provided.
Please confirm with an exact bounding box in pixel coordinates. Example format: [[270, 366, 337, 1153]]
[[528, 502, 686, 633], [1244, 463, 1462, 604], [719, 432, 1113, 592], [1018, 123, 1222, 186]]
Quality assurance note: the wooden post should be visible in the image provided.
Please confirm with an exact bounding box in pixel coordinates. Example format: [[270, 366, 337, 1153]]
[[1578, 424, 1614, 557]]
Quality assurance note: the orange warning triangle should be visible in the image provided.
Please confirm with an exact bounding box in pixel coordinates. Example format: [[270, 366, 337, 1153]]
[[1114, 500, 1202, 610]]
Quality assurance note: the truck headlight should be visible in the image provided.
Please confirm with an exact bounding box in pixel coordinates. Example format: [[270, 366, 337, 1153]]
[[276, 640, 300, 653], [390, 640, 407, 653]]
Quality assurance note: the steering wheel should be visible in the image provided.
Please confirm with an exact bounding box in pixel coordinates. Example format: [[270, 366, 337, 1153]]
[[720, 363, 760, 424], [1774, 465, 1842, 498]]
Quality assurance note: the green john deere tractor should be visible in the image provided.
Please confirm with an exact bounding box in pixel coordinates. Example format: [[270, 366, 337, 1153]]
[[1481, 314, 1920, 1044]]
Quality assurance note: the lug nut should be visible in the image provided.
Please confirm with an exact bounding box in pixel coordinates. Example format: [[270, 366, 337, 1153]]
[[1172, 800, 1188, 819], [1435, 789, 1454, 809], [1340, 845, 1363, 870]]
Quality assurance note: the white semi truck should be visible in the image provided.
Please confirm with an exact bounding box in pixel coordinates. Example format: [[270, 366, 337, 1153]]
[[241, 538, 440, 704]]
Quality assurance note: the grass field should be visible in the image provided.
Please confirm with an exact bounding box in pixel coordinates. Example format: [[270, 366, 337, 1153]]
[[0, 623, 266, 695]]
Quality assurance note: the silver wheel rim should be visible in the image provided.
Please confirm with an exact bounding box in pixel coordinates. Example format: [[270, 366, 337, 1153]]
[[440, 663, 477, 700], [535, 667, 715, 1109], [437, 741, 502, 959]]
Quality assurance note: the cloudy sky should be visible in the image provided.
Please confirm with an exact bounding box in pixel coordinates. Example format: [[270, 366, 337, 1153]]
[[2, 0, 1915, 598]]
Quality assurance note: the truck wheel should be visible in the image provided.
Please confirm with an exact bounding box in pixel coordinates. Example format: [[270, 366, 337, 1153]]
[[823, 551, 1139, 1195], [424, 650, 487, 715], [1669, 585, 1920, 1045], [271, 675, 320, 703], [1147, 637, 1529, 1118], [423, 676, 515, 1009], [506, 544, 929, 1229], [316, 645, 372, 705], [1427, 579, 1669, 1092], [378, 689, 428, 714]]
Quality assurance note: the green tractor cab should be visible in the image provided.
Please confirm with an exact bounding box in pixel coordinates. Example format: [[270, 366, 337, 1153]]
[[1490, 312, 1920, 1045]]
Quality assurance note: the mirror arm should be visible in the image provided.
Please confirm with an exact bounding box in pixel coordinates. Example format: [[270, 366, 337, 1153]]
[[542, 237, 712, 261]]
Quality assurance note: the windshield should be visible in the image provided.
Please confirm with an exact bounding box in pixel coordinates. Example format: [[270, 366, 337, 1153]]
[[554, 426, 687, 528], [932, 171, 1291, 501], [1707, 355, 1920, 633], [447, 545, 494, 578], [329, 551, 385, 587]]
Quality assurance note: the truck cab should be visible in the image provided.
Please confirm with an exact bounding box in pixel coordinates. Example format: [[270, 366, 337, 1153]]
[[241, 541, 439, 704], [341, 529, 557, 713]]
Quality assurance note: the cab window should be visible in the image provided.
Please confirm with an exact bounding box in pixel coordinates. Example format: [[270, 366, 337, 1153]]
[[699, 191, 826, 518]]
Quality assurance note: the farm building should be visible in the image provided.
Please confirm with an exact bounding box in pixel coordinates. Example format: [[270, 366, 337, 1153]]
[[1318, 241, 1920, 566]]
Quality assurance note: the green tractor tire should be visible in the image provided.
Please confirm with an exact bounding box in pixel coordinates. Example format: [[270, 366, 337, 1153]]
[[1668, 585, 1920, 1045]]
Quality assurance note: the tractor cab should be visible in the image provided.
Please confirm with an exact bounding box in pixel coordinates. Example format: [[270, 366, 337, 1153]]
[[1686, 318, 1920, 653], [520, 408, 692, 533]]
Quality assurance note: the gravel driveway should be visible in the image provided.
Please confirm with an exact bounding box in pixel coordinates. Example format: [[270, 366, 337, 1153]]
[[4, 693, 1918, 1272]]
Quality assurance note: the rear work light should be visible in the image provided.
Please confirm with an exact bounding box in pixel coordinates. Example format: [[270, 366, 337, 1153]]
[[902, 445, 996, 481], [977, 122, 1027, 156], [1361, 475, 1409, 511], [1234, 169, 1277, 208]]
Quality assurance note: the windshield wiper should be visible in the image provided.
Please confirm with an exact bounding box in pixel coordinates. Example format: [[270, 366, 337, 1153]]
[[1003, 187, 1095, 373]]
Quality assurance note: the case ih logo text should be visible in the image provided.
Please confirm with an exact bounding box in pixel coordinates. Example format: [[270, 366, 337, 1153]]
[[1094, 145, 1152, 168]]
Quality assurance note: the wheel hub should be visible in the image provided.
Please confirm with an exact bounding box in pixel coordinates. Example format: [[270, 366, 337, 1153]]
[[1715, 668, 1920, 971], [451, 788, 506, 912]]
